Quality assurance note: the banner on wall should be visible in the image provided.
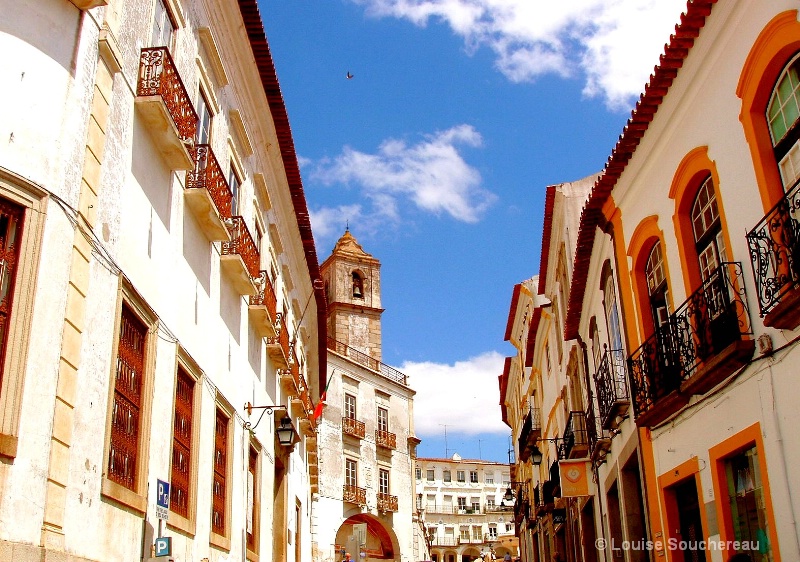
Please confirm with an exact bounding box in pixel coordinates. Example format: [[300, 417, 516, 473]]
[[559, 460, 593, 497]]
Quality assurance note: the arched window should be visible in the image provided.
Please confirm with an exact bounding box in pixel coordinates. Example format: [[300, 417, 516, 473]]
[[768, 52, 800, 188], [352, 271, 364, 299], [646, 241, 669, 329], [691, 176, 728, 282]]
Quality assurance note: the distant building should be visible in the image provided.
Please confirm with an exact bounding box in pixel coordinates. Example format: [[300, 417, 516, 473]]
[[313, 229, 420, 562], [416, 454, 519, 562]]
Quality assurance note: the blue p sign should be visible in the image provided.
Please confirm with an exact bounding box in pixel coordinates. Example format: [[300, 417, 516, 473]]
[[155, 537, 171, 557], [156, 479, 170, 509]]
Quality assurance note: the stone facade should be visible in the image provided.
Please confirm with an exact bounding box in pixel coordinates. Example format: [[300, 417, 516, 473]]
[[313, 230, 419, 562]]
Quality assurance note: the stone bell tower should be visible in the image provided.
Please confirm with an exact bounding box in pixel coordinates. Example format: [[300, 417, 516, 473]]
[[319, 228, 383, 361]]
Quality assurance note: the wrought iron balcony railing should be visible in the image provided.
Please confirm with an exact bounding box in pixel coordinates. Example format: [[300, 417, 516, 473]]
[[267, 313, 290, 368], [627, 262, 753, 426], [248, 271, 278, 337], [185, 144, 234, 241], [377, 492, 398, 512], [221, 216, 260, 282], [558, 410, 588, 460], [342, 417, 366, 439], [327, 337, 407, 385], [747, 178, 800, 327], [343, 484, 366, 506], [594, 347, 630, 429], [430, 537, 458, 547], [136, 47, 198, 142], [375, 429, 396, 449], [585, 403, 611, 464], [517, 404, 541, 462]]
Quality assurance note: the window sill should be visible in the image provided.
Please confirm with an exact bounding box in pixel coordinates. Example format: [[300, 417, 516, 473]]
[[101, 477, 146, 515], [210, 531, 230, 552], [246, 547, 260, 562], [167, 510, 195, 537], [0, 433, 18, 459]]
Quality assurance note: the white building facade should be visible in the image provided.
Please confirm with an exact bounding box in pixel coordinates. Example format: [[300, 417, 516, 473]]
[[416, 455, 518, 562], [0, 1, 324, 561]]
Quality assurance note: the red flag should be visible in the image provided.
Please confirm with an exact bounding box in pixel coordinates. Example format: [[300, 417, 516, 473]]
[[312, 371, 335, 420]]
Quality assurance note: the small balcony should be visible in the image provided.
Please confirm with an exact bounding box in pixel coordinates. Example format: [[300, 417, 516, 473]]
[[430, 537, 458, 547], [558, 411, 589, 460], [343, 484, 366, 506], [185, 144, 233, 241], [248, 271, 278, 337], [267, 313, 290, 369], [585, 404, 611, 465], [377, 492, 398, 513], [342, 417, 365, 439], [375, 429, 396, 450], [628, 262, 754, 427], [135, 47, 197, 170], [594, 347, 629, 430], [747, 178, 800, 328], [220, 216, 260, 295], [517, 405, 541, 462]]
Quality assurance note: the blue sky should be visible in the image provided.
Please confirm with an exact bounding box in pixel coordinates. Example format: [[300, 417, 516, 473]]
[[261, 0, 686, 463]]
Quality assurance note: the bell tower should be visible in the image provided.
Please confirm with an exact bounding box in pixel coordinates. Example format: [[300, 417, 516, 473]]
[[320, 228, 384, 361]]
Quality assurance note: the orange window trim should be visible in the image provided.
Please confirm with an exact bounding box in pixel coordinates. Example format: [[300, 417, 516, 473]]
[[708, 422, 781, 562], [627, 216, 673, 342], [737, 10, 800, 212], [657, 456, 710, 562], [604, 197, 639, 352], [669, 146, 734, 296], [638, 427, 665, 559]]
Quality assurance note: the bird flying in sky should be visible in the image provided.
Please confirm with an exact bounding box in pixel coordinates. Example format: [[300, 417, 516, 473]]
[[346, 71, 354, 79]]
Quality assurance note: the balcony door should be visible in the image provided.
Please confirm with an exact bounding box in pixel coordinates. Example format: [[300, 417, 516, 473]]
[[151, 0, 175, 49], [646, 241, 669, 330]]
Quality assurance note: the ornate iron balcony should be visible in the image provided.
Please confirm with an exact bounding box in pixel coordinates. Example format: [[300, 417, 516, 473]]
[[248, 271, 278, 337], [627, 262, 753, 426], [186, 144, 234, 240], [136, 47, 198, 142], [747, 179, 800, 327], [558, 410, 588, 459], [377, 492, 398, 512], [221, 216, 260, 280], [594, 347, 630, 429], [375, 429, 396, 449], [343, 484, 366, 506], [267, 313, 290, 368], [517, 404, 541, 461], [342, 417, 366, 439]]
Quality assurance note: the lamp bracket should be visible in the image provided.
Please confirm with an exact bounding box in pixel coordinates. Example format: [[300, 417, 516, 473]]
[[243, 403, 287, 432]]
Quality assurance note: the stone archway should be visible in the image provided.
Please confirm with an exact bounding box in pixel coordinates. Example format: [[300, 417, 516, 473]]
[[334, 513, 399, 560], [460, 547, 481, 562]]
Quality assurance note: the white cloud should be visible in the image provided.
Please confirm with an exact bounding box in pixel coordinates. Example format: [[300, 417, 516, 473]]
[[402, 351, 508, 436], [352, 0, 687, 109], [307, 124, 496, 234], [308, 204, 364, 240]]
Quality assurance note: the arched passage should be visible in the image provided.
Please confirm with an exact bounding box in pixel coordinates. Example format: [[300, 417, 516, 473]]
[[334, 513, 399, 560]]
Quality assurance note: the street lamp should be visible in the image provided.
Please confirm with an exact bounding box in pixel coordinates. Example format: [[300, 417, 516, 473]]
[[276, 416, 299, 447]]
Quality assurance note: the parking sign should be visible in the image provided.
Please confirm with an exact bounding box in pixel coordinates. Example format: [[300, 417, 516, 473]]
[[155, 537, 171, 557], [156, 479, 170, 520]]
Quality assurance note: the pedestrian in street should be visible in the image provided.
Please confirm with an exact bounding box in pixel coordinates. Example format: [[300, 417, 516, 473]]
[[504, 553, 512, 562]]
